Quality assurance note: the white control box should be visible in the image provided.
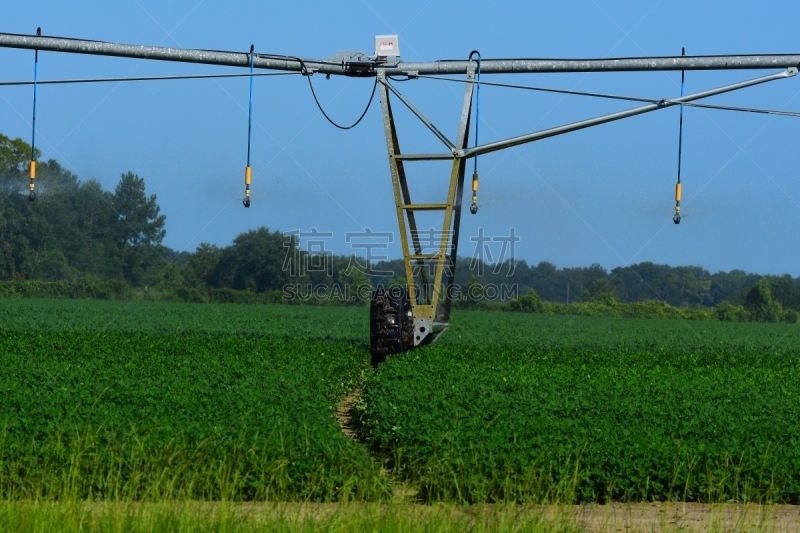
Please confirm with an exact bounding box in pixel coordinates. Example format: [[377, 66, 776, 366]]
[[374, 35, 400, 59]]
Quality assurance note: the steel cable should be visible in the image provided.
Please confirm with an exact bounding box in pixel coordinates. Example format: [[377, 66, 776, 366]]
[[419, 74, 800, 118]]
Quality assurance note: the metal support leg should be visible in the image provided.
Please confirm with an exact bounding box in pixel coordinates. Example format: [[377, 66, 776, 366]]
[[376, 67, 475, 348], [439, 69, 475, 327], [377, 71, 429, 302]]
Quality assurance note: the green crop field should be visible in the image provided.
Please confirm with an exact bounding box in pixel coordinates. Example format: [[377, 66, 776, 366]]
[[0, 299, 387, 502], [357, 313, 800, 504], [1, 299, 800, 510]]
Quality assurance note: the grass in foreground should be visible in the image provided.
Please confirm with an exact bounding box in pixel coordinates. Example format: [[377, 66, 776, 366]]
[[2, 501, 800, 533]]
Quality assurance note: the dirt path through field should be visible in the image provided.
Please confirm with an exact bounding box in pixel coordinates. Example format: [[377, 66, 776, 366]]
[[333, 392, 800, 526], [335, 389, 360, 442], [566, 502, 800, 532], [335, 389, 420, 502]]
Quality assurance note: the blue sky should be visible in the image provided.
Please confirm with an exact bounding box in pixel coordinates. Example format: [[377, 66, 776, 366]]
[[1, 0, 799, 275]]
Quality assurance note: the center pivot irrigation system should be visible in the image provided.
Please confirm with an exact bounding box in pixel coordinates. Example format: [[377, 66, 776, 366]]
[[1, 32, 799, 363]]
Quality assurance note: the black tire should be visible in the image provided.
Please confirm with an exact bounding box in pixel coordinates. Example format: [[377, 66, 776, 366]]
[[370, 287, 413, 366]]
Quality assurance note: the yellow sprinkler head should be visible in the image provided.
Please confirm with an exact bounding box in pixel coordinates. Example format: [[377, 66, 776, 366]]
[[470, 171, 479, 214], [243, 165, 252, 208]]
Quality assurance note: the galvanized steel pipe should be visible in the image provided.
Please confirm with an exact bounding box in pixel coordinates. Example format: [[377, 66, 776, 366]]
[[2, 33, 800, 76]]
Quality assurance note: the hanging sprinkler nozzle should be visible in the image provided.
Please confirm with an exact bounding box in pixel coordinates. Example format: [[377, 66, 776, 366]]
[[243, 44, 255, 208], [29, 27, 41, 203], [470, 170, 478, 214], [243, 164, 252, 208], [468, 50, 481, 216], [673, 47, 686, 226]]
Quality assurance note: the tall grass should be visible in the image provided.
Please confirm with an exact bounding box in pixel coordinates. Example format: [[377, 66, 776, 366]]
[[0, 425, 389, 502], [2, 500, 798, 533], [0, 500, 586, 533], [383, 442, 789, 505]]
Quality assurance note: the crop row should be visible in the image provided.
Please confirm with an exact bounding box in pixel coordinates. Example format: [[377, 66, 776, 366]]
[[0, 299, 386, 501], [5, 299, 800, 504], [357, 312, 800, 503]]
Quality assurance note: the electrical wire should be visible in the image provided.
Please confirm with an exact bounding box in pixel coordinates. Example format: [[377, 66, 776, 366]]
[[304, 74, 377, 130], [290, 57, 377, 130], [252, 52, 345, 68], [0, 71, 299, 86], [1, 60, 378, 131], [4, 69, 796, 121]]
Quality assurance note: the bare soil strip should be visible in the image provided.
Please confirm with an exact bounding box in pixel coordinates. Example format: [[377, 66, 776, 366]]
[[564, 502, 800, 532], [335, 390, 420, 503], [335, 390, 360, 442]]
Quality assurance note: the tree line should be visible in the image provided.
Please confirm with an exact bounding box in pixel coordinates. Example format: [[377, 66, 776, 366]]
[[371, 257, 799, 311], [1, 132, 798, 319]]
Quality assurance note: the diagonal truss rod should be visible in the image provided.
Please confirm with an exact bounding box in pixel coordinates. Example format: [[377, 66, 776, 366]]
[[390, 68, 797, 163], [392, 68, 795, 161], [379, 79, 456, 152], [372, 66, 798, 347], [460, 67, 796, 158]]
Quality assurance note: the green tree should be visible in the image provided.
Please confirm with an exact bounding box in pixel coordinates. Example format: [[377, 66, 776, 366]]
[[0, 133, 38, 178], [744, 278, 784, 322], [715, 301, 749, 322], [69, 179, 122, 280], [186, 243, 222, 288], [768, 274, 800, 312], [456, 274, 487, 310], [208, 227, 293, 292], [111, 172, 166, 285], [508, 289, 543, 313], [112, 172, 165, 247], [581, 278, 618, 305]]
